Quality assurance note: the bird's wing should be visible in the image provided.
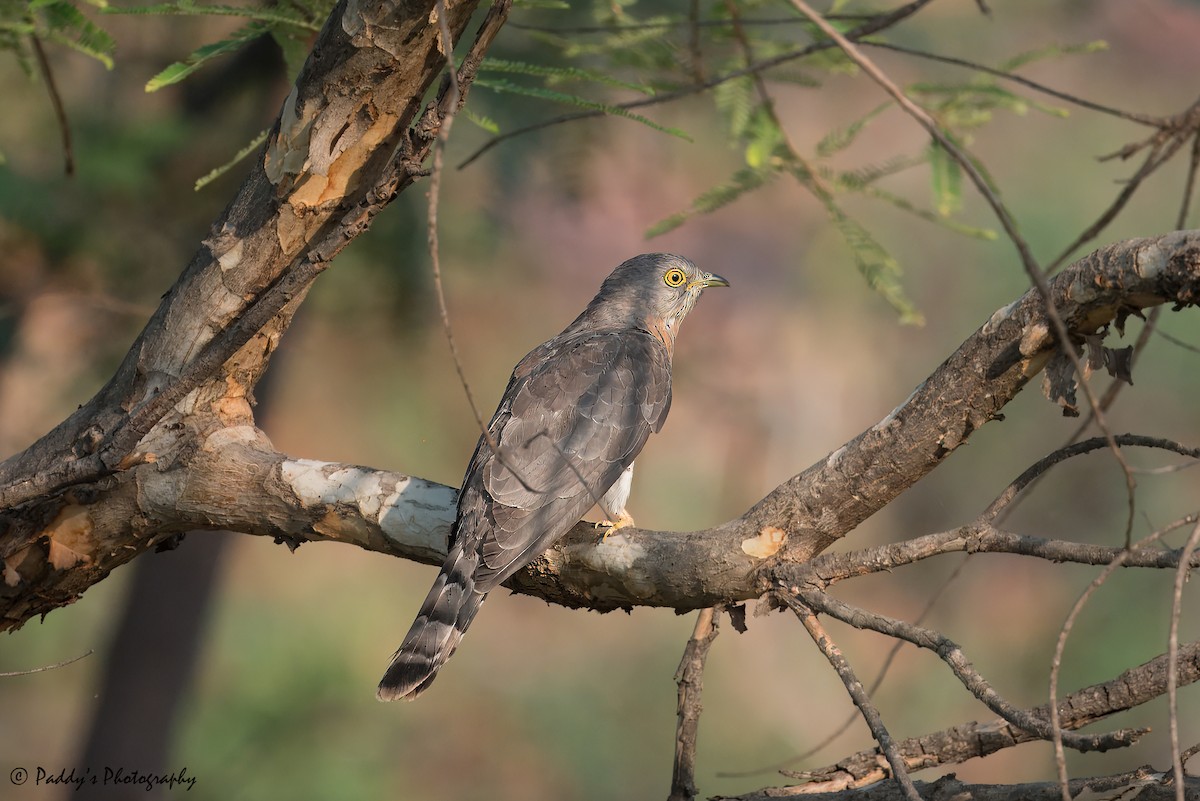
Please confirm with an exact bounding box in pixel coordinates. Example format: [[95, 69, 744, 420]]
[[462, 330, 672, 589]]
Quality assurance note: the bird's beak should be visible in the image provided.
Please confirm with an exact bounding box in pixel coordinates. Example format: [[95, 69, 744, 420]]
[[701, 273, 730, 288]]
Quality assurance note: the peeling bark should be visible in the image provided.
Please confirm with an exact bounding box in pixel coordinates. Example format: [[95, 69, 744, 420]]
[[2, 231, 1198, 628]]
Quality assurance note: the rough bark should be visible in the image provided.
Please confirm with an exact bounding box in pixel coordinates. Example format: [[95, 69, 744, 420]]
[[4, 230, 1198, 628]]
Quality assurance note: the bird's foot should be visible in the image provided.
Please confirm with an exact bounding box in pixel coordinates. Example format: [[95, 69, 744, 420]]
[[595, 511, 635, 541]]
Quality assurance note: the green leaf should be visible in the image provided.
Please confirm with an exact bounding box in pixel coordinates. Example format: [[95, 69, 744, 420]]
[[145, 21, 266, 91], [461, 107, 500, 134], [857, 184, 996, 240], [927, 139, 962, 217], [998, 39, 1107, 72], [743, 109, 782, 169], [646, 167, 771, 238], [474, 78, 690, 141], [35, 0, 115, 68], [823, 198, 923, 324], [816, 101, 890, 158], [713, 75, 754, 141], [104, 3, 322, 31], [511, 0, 569, 8], [194, 128, 268, 190], [480, 57, 655, 95]]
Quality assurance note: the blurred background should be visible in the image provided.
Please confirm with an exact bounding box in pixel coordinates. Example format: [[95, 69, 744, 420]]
[[1, 0, 1199, 798]]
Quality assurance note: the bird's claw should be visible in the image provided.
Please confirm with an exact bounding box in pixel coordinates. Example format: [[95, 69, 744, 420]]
[[595, 512, 635, 542]]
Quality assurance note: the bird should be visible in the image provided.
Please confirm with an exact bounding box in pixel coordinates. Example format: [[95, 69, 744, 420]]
[[377, 253, 729, 701]]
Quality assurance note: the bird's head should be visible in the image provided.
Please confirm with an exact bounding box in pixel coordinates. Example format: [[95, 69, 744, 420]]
[[587, 253, 729, 341]]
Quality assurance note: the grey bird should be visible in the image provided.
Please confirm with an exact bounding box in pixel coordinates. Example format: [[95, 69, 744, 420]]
[[377, 253, 728, 701]]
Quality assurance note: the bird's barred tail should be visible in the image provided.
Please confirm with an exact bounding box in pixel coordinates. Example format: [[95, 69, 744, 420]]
[[377, 541, 486, 701]]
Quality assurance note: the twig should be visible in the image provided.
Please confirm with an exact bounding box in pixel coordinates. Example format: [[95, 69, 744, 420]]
[[31, 35, 75, 177], [669, 607, 719, 801], [0, 648, 93, 677], [426, 0, 484, 436], [1157, 328, 1200, 354], [791, 603, 921, 801], [719, 555, 969, 779], [1047, 103, 1200, 274], [1045, 516, 1193, 801], [862, 41, 1159, 127], [784, 0, 1139, 547], [782, 642, 1196, 787], [457, 0, 939, 169], [787, 589, 1136, 753], [982, 435, 1200, 522], [1168, 521, 1200, 801]]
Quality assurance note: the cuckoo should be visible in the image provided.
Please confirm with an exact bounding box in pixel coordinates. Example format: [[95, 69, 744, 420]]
[[377, 253, 728, 701]]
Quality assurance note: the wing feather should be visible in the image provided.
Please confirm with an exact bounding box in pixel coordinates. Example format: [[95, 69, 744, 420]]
[[457, 330, 671, 590]]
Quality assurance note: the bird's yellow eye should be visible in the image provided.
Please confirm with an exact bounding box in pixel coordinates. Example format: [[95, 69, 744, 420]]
[[663, 268, 687, 287]]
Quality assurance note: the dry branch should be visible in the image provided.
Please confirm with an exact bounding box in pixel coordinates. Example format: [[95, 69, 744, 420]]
[[4, 231, 1200, 627], [718, 769, 1200, 801]]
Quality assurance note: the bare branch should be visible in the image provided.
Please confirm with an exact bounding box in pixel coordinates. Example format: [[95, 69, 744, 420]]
[[5, 232, 1200, 627], [772, 641, 1199, 792], [784, 0, 1138, 549], [0, 649, 93, 677], [1168, 521, 1200, 800], [785, 588, 1138, 754], [669, 607, 719, 801], [791, 604, 921, 801], [719, 768, 1196, 800]]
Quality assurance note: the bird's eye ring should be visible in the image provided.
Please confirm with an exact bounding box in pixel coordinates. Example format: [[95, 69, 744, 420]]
[[663, 268, 687, 287]]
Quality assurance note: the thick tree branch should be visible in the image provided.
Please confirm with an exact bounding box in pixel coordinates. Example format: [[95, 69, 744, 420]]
[[4, 231, 1200, 627], [0, 0, 492, 511]]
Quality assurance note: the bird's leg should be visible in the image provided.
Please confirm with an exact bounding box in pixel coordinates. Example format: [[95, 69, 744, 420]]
[[596, 463, 636, 540]]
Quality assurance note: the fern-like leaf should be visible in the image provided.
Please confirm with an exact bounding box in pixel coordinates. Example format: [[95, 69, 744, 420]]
[[194, 128, 268, 190], [998, 39, 1107, 73], [480, 58, 655, 95], [927, 138, 962, 217], [645, 167, 771, 238], [145, 21, 266, 91], [816, 101, 890, 158], [461, 107, 500, 135], [822, 197, 923, 324], [474, 78, 690, 140], [104, 2, 322, 31], [31, 0, 115, 68]]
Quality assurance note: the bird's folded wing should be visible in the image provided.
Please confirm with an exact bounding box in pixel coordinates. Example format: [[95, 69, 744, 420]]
[[469, 330, 671, 582]]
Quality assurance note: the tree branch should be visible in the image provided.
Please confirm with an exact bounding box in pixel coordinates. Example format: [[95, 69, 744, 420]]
[[770, 641, 1200, 792], [4, 231, 1200, 627]]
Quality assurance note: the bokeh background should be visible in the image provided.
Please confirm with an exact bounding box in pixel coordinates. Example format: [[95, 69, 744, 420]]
[[2, 0, 1199, 798]]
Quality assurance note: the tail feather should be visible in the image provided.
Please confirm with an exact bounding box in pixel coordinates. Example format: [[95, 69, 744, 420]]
[[377, 543, 486, 701]]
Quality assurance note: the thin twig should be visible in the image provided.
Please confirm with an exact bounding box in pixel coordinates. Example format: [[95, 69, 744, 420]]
[[1047, 109, 1199, 274], [781, 643, 1189, 786], [1158, 328, 1200, 354], [790, 588, 1136, 753], [418, 0, 535, 495], [862, 41, 1159, 127], [785, 0, 1139, 546], [791, 603, 922, 801], [1045, 517, 1192, 801], [982, 435, 1200, 522], [0, 649, 93, 677], [31, 35, 75, 177], [458, 0, 939, 169], [719, 554, 970, 779], [669, 607, 719, 801], [426, 1, 482, 432], [1168, 521, 1200, 801]]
